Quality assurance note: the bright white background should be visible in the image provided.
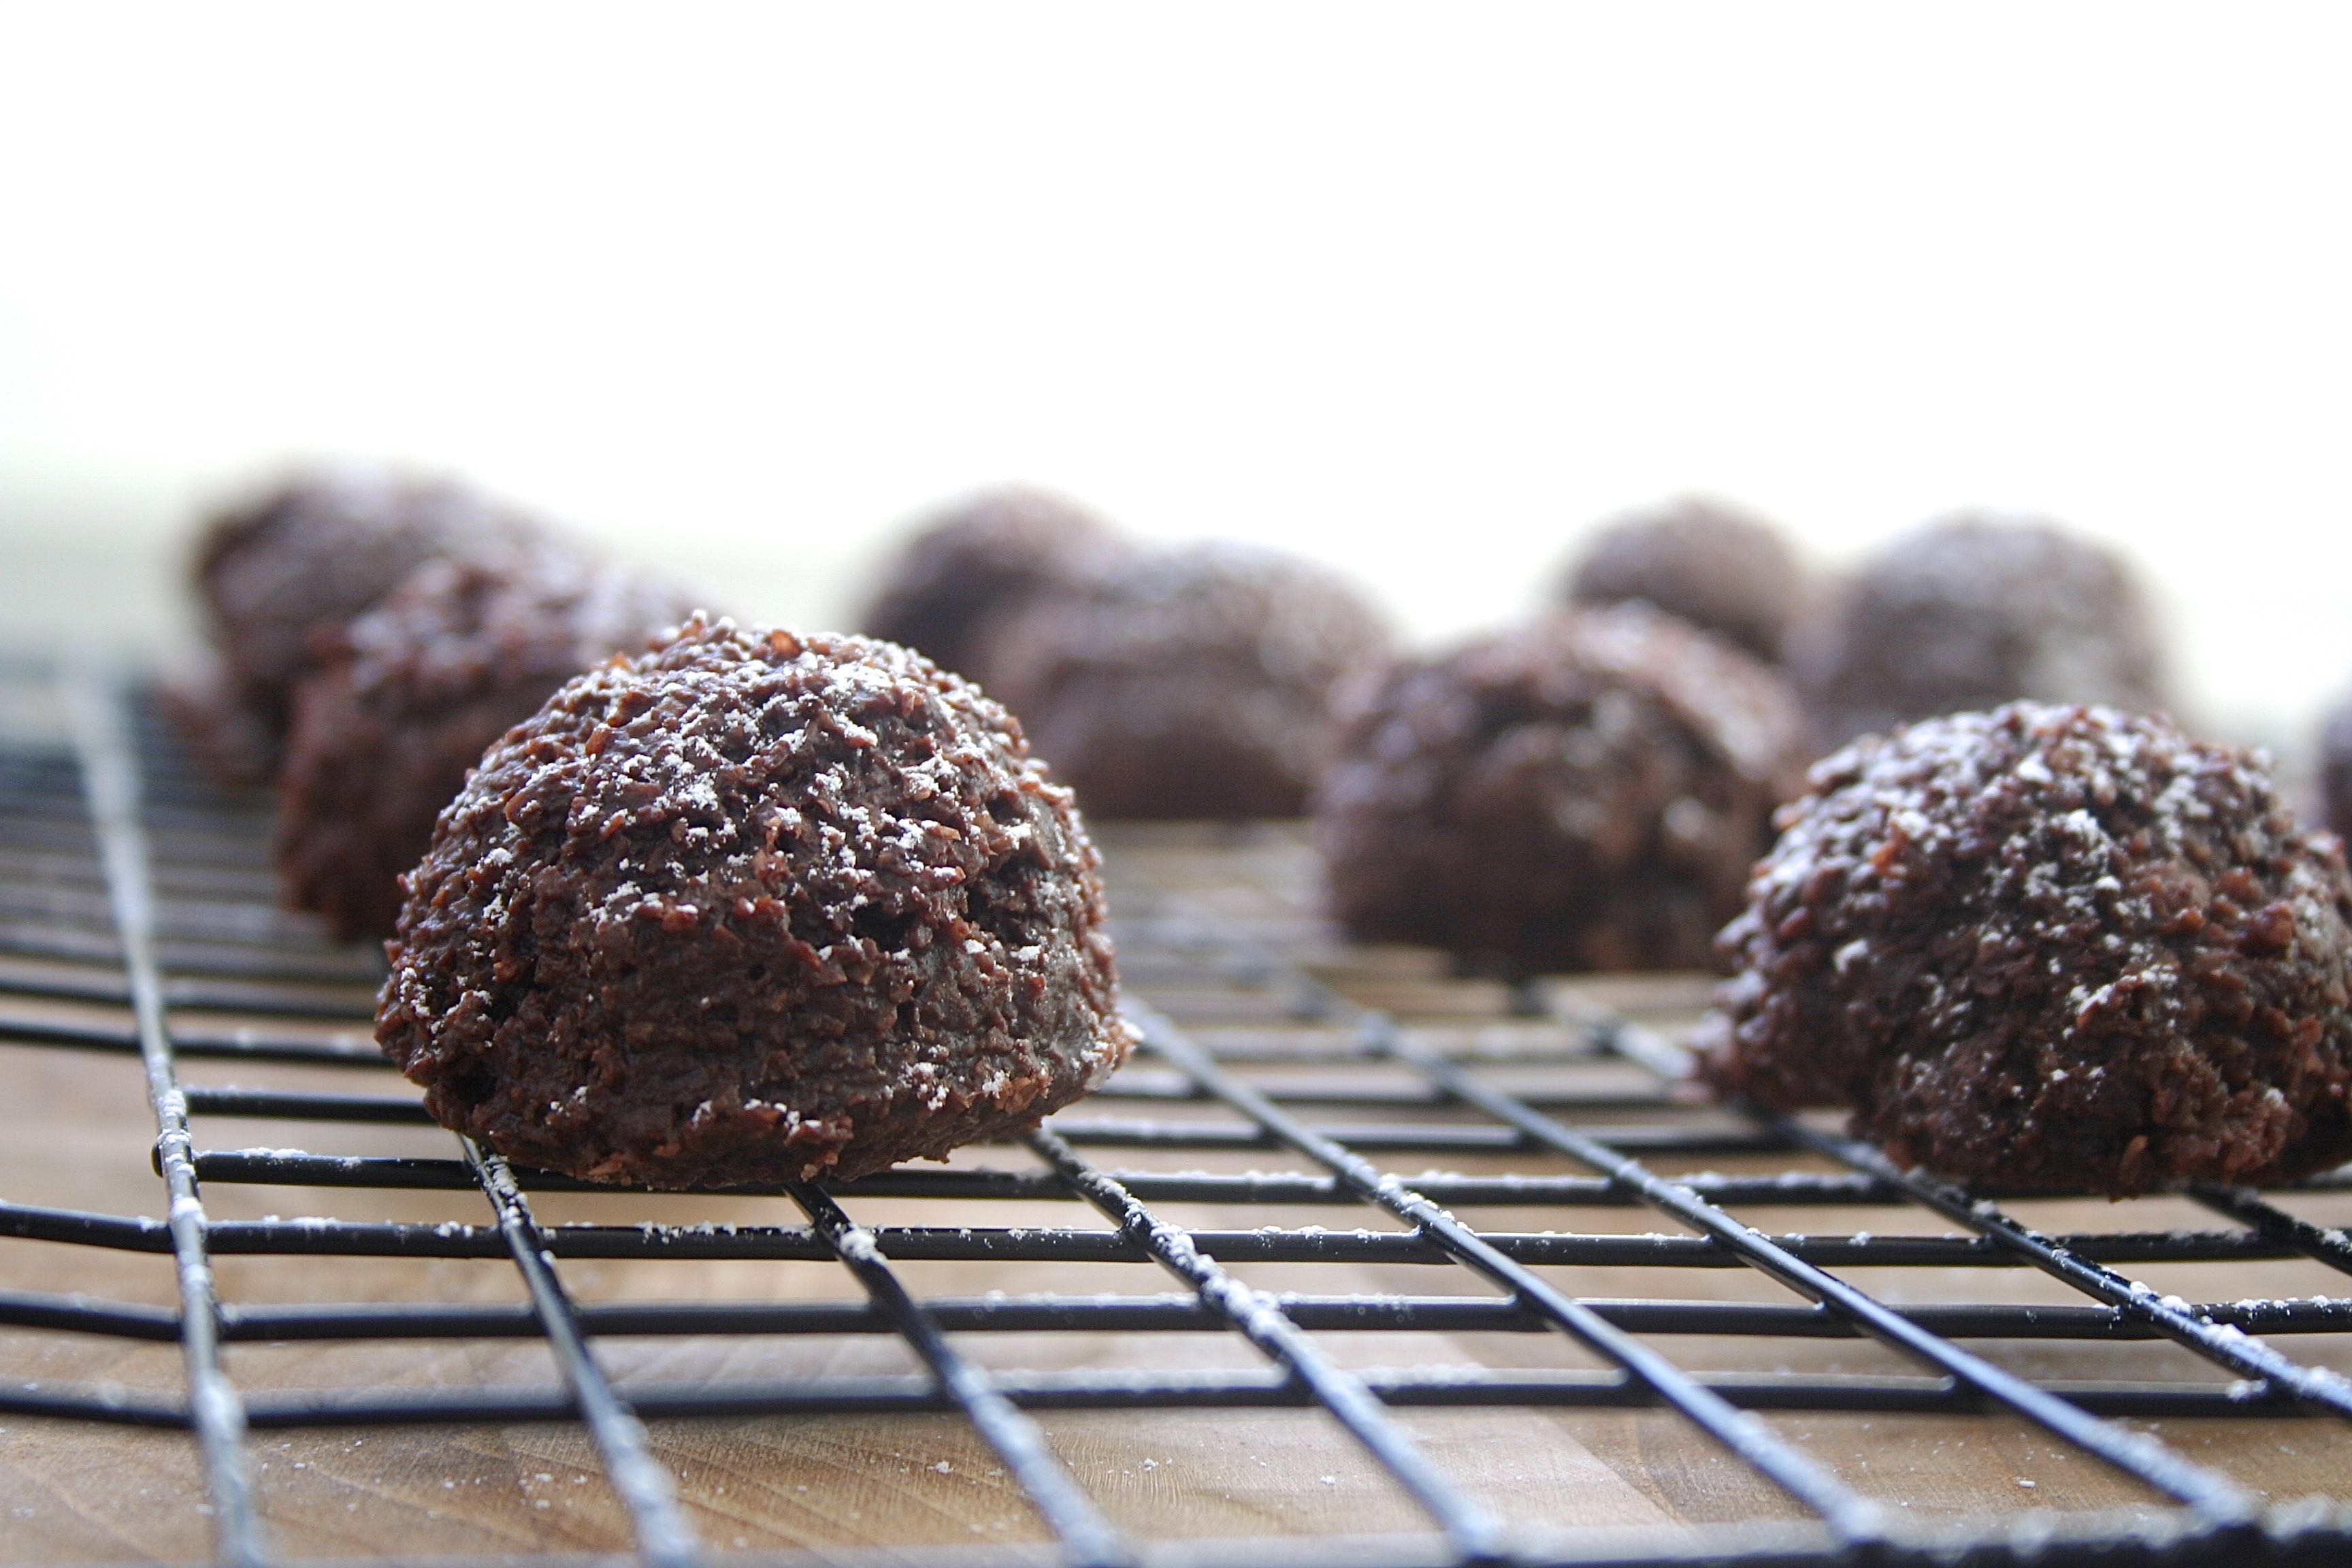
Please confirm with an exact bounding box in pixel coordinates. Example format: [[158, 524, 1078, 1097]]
[[1, 4, 2346, 751]]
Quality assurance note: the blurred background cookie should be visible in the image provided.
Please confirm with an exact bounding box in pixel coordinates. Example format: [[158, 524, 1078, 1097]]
[[277, 546, 712, 940], [1561, 495, 1804, 664], [858, 487, 1130, 691], [1316, 601, 1808, 977], [186, 468, 544, 776], [1794, 512, 2170, 750], [987, 542, 1392, 819]]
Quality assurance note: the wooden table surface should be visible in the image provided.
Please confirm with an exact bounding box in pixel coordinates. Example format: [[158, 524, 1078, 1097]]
[[8, 794, 2352, 1565]]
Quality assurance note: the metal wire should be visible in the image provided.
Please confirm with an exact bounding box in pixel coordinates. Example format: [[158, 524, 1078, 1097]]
[[1129, 1015, 1891, 1547], [58, 667, 267, 1567], [787, 1180, 1134, 1568], [466, 1140, 702, 1567], [1776, 1119, 2352, 1421], [1026, 1125, 1509, 1564], [6, 673, 2352, 1565], [1378, 1025, 2255, 1523]]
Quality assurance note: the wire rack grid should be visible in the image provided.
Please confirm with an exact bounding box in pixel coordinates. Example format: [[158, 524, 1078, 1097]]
[[7, 662, 2352, 1566]]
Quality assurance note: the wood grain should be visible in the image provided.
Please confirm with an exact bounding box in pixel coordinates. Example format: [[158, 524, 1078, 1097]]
[[7, 823, 2352, 1561]]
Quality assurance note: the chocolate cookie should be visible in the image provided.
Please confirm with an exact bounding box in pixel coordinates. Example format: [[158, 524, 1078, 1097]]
[[1797, 513, 2168, 749], [1699, 702, 2352, 1195], [376, 619, 1132, 1188], [986, 543, 1392, 819], [1316, 602, 1808, 976], [157, 659, 282, 790], [2323, 691, 2352, 847], [1564, 497, 1803, 662], [278, 549, 710, 941], [858, 487, 1129, 689], [193, 468, 542, 748]]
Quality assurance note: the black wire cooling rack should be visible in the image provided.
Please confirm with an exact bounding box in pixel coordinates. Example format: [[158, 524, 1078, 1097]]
[[10, 661, 2352, 1566]]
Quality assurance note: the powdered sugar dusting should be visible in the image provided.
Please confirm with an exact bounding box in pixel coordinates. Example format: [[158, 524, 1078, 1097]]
[[1702, 701, 2352, 1195]]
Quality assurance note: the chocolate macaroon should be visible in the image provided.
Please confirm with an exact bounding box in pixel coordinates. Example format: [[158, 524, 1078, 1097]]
[[191, 468, 542, 767], [1563, 496, 1804, 663], [2322, 690, 2352, 847], [157, 659, 282, 790], [858, 487, 1130, 689], [1316, 602, 1809, 976], [278, 549, 709, 941], [1797, 512, 2168, 750], [376, 618, 1133, 1188], [1699, 702, 2352, 1195], [987, 543, 1392, 819]]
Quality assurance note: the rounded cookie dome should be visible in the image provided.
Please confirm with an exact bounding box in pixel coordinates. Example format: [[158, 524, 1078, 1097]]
[[279, 547, 709, 941], [858, 487, 1129, 690], [1564, 496, 1803, 663], [987, 542, 1393, 819], [1797, 512, 2168, 750], [1699, 702, 2352, 1195], [1315, 602, 1809, 976], [376, 617, 1132, 1188], [195, 466, 543, 742]]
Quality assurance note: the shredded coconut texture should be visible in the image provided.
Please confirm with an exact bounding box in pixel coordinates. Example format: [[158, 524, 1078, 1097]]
[[376, 618, 1134, 1188], [1698, 702, 2352, 1195], [279, 547, 711, 940], [1315, 602, 1809, 976], [987, 542, 1393, 819], [858, 487, 1130, 691], [1564, 497, 1803, 664], [1793, 513, 2168, 751]]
